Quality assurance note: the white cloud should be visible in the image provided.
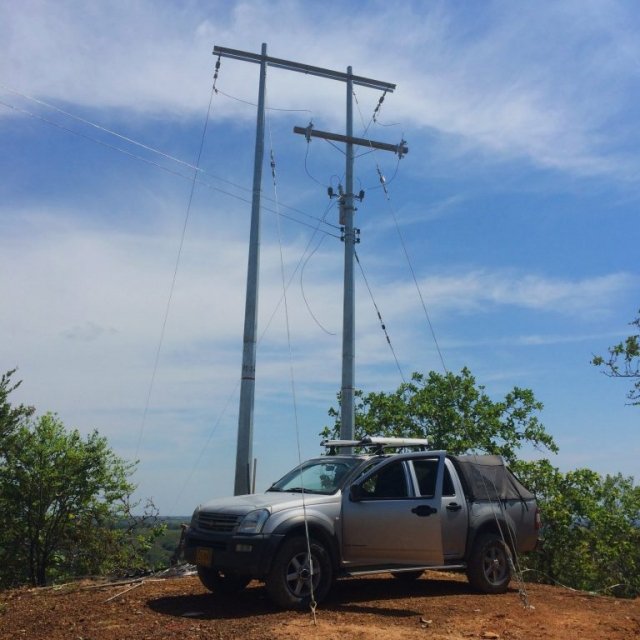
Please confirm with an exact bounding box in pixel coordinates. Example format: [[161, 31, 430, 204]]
[[354, 269, 636, 325], [3, 0, 640, 176], [3, 205, 633, 419]]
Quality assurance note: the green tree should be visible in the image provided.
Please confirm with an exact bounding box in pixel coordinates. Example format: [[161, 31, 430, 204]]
[[0, 411, 163, 587], [592, 310, 640, 405], [514, 460, 640, 598], [322, 367, 557, 464], [0, 368, 34, 441]]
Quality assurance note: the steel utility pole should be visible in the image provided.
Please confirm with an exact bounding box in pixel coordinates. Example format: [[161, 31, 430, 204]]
[[214, 44, 403, 493], [215, 44, 267, 497], [294, 103, 407, 448]]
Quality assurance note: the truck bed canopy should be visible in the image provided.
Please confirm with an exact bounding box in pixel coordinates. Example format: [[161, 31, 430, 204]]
[[452, 455, 535, 501]]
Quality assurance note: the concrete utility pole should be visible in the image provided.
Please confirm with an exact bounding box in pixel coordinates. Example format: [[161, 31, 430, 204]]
[[213, 44, 403, 493]]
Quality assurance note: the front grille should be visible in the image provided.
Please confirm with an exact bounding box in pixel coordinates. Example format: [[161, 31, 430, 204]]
[[198, 512, 241, 533]]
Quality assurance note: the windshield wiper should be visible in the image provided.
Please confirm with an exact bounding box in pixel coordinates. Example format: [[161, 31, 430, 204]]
[[285, 487, 326, 494]]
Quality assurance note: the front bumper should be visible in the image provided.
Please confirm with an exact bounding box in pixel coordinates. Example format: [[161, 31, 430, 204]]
[[184, 527, 284, 578]]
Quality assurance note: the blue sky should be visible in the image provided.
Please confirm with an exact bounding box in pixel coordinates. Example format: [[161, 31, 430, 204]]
[[1, 0, 638, 514]]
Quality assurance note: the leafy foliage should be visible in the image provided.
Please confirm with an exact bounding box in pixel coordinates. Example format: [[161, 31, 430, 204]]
[[0, 368, 34, 442], [514, 460, 640, 598], [322, 367, 557, 464], [592, 310, 640, 405], [0, 374, 164, 587], [144, 518, 189, 568]]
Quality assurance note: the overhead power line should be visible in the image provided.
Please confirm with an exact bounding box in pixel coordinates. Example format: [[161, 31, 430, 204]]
[[0, 86, 340, 233]]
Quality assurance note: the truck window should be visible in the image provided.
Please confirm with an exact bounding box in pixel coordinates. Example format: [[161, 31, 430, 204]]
[[413, 459, 438, 496], [360, 460, 408, 498], [443, 466, 455, 496], [413, 459, 455, 497], [268, 458, 361, 494]]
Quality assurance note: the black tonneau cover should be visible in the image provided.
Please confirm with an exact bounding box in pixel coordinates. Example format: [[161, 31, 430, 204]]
[[452, 455, 535, 501]]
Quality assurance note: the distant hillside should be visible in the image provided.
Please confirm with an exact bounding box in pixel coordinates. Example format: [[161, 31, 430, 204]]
[[145, 517, 190, 569]]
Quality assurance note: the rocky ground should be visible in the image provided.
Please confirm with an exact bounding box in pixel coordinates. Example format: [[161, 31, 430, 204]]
[[1, 571, 638, 640]]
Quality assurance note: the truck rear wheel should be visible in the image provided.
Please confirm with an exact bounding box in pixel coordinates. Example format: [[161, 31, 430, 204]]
[[265, 536, 332, 609], [466, 532, 512, 593], [197, 566, 251, 594]]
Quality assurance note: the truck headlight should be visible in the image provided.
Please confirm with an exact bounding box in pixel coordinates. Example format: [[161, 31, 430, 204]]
[[237, 509, 270, 534]]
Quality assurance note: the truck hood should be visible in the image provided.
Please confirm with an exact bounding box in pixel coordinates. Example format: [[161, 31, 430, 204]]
[[198, 491, 336, 515]]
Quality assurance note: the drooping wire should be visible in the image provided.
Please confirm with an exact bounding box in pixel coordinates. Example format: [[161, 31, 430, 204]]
[[303, 134, 327, 187], [135, 62, 219, 458], [376, 166, 449, 377], [267, 104, 318, 624], [215, 87, 313, 113], [354, 251, 406, 383], [370, 116, 401, 128], [300, 233, 336, 336]]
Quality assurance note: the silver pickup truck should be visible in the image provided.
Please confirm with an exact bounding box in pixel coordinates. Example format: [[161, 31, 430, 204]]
[[184, 437, 540, 609]]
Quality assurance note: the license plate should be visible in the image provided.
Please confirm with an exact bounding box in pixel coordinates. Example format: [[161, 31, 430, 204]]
[[196, 547, 213, 567]]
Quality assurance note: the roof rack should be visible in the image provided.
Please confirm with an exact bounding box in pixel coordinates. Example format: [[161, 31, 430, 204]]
[[321, 436, 430, 455]]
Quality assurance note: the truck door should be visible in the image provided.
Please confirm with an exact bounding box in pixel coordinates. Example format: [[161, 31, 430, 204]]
[[341, 453, 445, 567], [411, 457, 468, 559]]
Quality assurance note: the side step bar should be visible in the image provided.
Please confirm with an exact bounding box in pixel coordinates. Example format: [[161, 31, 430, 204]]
[[343, 564, 466, 577]]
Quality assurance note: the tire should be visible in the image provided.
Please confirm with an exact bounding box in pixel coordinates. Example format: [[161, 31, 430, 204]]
[[265, 536, 333, 609], [466, 532, 512, 594], [197, 566, 251, 595], [391, 570, 424, 582]]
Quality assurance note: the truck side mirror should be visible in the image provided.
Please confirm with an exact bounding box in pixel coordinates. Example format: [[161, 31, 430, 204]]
[[349, 484, 363, 502]]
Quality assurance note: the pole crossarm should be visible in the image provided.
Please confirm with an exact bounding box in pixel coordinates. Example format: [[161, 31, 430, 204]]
[[293, 125, 408, 157], [214, 45, 396, 92]]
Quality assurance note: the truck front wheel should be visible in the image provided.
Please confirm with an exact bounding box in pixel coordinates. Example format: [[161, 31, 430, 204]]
[[466, 532, 512, 594], [265, 536, 333, 609]]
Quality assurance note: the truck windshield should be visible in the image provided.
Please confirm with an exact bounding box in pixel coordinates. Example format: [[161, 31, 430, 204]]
[[267, 458, 363, 495]]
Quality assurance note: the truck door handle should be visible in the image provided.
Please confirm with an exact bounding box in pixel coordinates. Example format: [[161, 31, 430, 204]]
[[446, 502, 462, 512], [411, 505, 437, 517]]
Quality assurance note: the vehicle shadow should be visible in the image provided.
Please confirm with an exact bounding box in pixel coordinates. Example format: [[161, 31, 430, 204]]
[[322, 574, 474, 616], [147, 574, 480, 621], [147, 583, 276, 620]]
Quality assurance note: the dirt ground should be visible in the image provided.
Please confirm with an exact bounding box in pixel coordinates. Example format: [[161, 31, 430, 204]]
[[1, 571, 638, 640]]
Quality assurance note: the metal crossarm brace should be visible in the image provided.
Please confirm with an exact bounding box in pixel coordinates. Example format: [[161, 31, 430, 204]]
[[213, 46, 396, 92], [293, 126, 408, 156]]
